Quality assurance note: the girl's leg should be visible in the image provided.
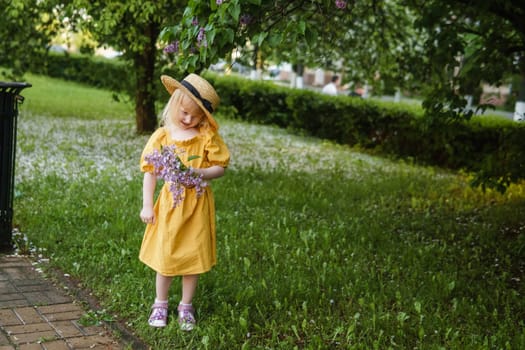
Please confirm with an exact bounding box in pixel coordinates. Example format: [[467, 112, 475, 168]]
[[181, 274, 199, 304], [148, 273, 173, 327], [156, 272, 174, 301], [178, 274, 199, 331]]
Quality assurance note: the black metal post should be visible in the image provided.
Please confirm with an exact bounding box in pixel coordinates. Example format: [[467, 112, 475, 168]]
[[1, 82, 31, 252]]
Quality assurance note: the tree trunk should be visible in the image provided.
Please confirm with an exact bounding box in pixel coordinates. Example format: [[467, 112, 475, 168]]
[[134, 22, 160, 134], [250, 45, 259, 80], [294, 63, 304, 89], [514, 54, 525, 121]]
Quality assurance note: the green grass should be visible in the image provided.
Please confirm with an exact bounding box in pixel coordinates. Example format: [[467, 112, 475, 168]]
[[11, 75, 525, 349], [14, 73, 133, 120]]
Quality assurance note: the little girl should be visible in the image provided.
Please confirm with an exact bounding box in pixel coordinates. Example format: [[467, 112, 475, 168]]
[[139, 73, 230, 331]]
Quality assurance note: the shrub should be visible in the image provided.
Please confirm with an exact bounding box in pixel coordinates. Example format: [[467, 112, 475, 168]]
[[29, 52, 132, 92], [206, 74, 292, 127], [206, 73, 525, 191]]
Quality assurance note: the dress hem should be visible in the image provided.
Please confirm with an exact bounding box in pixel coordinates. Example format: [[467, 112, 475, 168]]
[[140, 258, 216, 277]]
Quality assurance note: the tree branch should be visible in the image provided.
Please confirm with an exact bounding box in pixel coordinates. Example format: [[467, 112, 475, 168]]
[[449, 0, 525, 41]]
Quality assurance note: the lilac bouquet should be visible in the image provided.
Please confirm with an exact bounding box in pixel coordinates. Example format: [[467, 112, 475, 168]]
[[144, 145, 207, 208]]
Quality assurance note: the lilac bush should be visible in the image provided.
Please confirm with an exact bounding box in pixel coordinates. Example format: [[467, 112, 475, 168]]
[[144, 145, 207, 208], [161, 1, 353, 64]]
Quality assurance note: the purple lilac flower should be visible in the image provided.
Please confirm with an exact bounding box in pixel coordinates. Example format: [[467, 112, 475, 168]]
[[144, 145, 207, 208], [197, 27, 207, 47], [335, 0, 347, 9], [163, 41, 179, 54], [216, 0, 223, 4], [240, 14, 252, 26], [192, 17, 199, 26]]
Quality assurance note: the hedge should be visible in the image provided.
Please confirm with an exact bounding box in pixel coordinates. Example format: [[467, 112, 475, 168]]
[[205, 74, 525, 191], [27, 52, 132, 92]]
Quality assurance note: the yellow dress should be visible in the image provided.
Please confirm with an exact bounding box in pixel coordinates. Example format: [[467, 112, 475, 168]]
[[139, 127, 230, 276]]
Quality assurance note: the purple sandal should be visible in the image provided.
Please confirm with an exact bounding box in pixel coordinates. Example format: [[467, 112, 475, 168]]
[[177, 304, 196, 331], [148, 302, 168, 327]]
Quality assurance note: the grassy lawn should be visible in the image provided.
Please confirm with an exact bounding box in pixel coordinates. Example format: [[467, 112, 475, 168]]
[[19, 74, 132, 120], [10, 74, 525, 349]]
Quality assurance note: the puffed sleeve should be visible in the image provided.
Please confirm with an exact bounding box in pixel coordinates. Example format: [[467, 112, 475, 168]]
[[140, 128, 168, 173], [205, 131, 230, 168]]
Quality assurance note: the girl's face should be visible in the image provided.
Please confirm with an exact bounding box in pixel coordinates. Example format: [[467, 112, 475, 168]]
[[173, 94, 205, 130]]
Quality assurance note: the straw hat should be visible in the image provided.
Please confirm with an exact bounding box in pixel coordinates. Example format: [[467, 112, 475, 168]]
[[161, 74, 220, 130]]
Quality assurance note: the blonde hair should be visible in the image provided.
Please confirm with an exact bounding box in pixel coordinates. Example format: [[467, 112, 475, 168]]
[[160, 89, 210, 131]]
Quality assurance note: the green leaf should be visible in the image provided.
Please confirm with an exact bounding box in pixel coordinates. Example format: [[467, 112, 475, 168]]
[[243, 257, 251, 269], [304, 27, 317, 47], [253, 31, 268, 47], [181, 39, 191, 50], [207, 27, 216, 44], [414, 301, 422, 314], [221, 28, 234, 45], [239, 316, 247, 329], [188, 55, 198, 70], [228, 2, 241, 22], [183, 5, 193, 18], [159, 26, 178, 42], [268, 33, 282, 47], [298, 20, 306, 35], [200, 46, 208, 64]]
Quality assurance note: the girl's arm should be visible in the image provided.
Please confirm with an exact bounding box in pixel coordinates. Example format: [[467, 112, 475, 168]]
[[196, 165, 225, 180], [140, 172, 156, 224]]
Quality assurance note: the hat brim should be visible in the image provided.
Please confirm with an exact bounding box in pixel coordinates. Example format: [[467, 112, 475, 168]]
[[161, 75, 218, 130]]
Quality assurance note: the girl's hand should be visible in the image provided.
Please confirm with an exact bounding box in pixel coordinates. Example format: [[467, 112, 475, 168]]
[[194, 166, 225, 180], [140, 206, 155, 225]]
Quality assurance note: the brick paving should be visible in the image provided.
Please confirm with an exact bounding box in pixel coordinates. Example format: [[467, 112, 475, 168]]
[[0, 255, 143, 350]]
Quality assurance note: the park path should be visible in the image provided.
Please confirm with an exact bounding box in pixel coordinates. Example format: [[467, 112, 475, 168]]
[[0, 255, 146, 350]]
